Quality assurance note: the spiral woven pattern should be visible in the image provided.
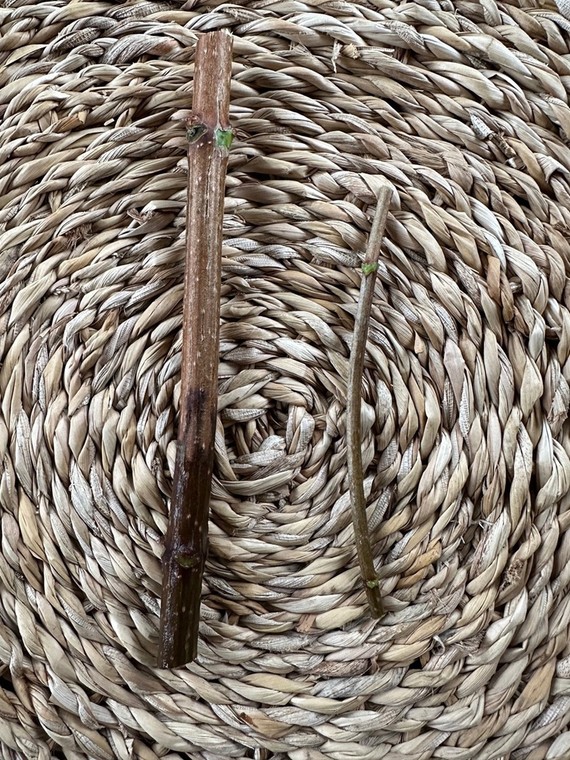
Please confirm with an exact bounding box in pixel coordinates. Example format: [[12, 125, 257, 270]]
[[2, 1, 570, 758]]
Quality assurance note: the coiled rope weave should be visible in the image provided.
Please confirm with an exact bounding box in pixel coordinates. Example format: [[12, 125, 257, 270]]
[[1, 1, 570, 758]]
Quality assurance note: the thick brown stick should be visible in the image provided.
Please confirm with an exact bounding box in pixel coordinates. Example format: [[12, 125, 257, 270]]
[[347, 185, 392, 619], [158, 30, 233, 668]]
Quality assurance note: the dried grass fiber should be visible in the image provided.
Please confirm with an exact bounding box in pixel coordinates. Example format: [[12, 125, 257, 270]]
[[2, 1, 570, 758]]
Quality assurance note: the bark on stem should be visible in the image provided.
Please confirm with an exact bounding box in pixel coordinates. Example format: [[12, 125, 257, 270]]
[[347, 185, 392, 619], [158, 29, 233, 668]]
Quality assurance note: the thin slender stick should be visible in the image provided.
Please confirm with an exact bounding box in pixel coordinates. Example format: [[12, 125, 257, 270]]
[[347, 185, 392, 619], [158, 29, 233, 668]]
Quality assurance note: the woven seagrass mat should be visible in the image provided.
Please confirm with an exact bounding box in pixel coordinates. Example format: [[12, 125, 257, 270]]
[[2, 0, 570, 758]]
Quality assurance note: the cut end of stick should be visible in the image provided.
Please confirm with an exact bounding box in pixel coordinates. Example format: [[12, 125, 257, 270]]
[[365, 580, 384, 619]]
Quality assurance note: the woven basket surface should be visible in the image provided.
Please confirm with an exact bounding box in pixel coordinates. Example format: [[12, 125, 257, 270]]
[[2, 1, 570, 758]]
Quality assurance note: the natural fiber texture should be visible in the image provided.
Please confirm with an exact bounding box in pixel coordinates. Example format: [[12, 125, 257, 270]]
[[1, 1, 570, 758]]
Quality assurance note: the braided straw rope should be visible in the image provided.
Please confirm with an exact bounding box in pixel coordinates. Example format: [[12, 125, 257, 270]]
[[2, 1, 570, 758]]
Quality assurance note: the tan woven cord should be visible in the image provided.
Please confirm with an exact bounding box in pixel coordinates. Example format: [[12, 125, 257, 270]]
[[2, 1, 570, 759]]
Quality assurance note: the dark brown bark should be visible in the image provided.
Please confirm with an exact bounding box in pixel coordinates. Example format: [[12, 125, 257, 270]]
[[158, 29, 233, 668]]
